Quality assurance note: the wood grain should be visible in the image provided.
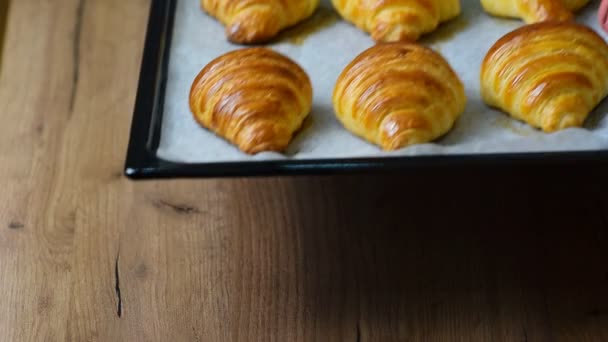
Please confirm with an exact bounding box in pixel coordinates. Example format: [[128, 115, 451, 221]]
[[0, 0, 607, 341]]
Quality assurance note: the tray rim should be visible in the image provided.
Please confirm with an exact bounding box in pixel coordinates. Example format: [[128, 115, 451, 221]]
[[124, 0, 608, 179]]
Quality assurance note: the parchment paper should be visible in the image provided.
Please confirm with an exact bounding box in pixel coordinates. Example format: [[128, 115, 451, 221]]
[[157, 0, 608, 163]]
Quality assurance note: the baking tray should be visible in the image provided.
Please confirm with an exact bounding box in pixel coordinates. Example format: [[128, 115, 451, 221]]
[[124, 0, 608, 179]]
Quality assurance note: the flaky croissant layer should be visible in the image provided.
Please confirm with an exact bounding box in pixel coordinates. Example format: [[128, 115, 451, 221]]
[[332, 0, 461, 42], [480, 0, 590, 23], [201, 0, 320, 43], [481, 21, 608, 132], [190, 48, 313, 154], [333, 43, 466, 150]]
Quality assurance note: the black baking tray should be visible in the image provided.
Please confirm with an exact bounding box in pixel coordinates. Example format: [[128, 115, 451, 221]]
[[124, 0, 608, 179]]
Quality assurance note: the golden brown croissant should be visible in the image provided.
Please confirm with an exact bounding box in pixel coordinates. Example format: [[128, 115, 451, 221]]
[[331, 0, 461, 42], [201, 0, 320, 44], [480, 0, 590, 23], [189, 48, 313, 154], [481, 22, 608, 132], [333, 43, 466, 150]]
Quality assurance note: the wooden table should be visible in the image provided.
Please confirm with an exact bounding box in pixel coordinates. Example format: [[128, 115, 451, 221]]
[[1, 1, 608, 340]]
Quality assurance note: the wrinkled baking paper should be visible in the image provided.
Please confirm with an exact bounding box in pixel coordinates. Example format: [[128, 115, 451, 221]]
[[157, 0, 608, 163]]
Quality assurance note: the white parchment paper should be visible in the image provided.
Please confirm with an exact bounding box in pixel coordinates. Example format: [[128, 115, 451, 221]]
[[157, 0, 608, 163]]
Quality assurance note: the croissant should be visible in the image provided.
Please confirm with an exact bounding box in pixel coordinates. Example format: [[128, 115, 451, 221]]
[[331, 0, 461, 42], [189, 48, 313, 154], [333, 43, 466, 150], [481, 21, 608, 132], [201, 0, 320, 44], [480, 0, 590, 23]]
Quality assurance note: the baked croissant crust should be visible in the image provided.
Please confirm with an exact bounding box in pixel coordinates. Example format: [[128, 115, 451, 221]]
[[480, 0, 590, 23], [333, 43, 466, 150], [201, 0, 320, 44], [481, 22, 608, 132], [190, 48, 313, 154], [331, 0, 461, 42]]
